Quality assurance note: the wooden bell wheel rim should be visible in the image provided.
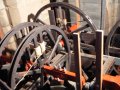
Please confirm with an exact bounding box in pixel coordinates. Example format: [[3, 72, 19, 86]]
[[105, 20, 120, 56], [34, 2, 98, 54], [0, 22, 41, 56], [34, 2, 97, 33], [9, 25, 71, 89], [105, 20, 120, 75]]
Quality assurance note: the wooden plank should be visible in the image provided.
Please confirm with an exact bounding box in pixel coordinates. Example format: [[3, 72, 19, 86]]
[[103, 57, 115, 74], [95, 30, 104, 90], [73, 32, 82, 90]]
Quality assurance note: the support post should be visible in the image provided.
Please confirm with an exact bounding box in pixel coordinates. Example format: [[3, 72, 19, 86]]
[[48, 10, 56, 25], [95, 30, 104, 90], [48, 10, 57, 39], [73, 32, 82, 90]]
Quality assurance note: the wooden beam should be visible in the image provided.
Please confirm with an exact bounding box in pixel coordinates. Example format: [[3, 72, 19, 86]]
[[73, 32, 82, 90], [95, 30, 104, 90]]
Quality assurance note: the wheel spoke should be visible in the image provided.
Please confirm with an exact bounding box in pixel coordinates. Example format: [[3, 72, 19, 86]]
[[9, 25, 70, 89], [47, 35, 62, 63]]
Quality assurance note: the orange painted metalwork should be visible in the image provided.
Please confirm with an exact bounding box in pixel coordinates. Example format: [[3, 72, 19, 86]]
[[42, 65, 86, 85], [42, 65, 120, 89], [103, 74, 120, 90], [68, 24, 77, 32]]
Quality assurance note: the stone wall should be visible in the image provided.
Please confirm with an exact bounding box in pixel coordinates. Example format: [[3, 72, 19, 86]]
[[0, 0, 11, 34], [0, 0, 49, 49], [0, 0, 50, 33]]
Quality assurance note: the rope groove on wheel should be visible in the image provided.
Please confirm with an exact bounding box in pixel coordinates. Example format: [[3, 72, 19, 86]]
[[9, 25, 71, 89]]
